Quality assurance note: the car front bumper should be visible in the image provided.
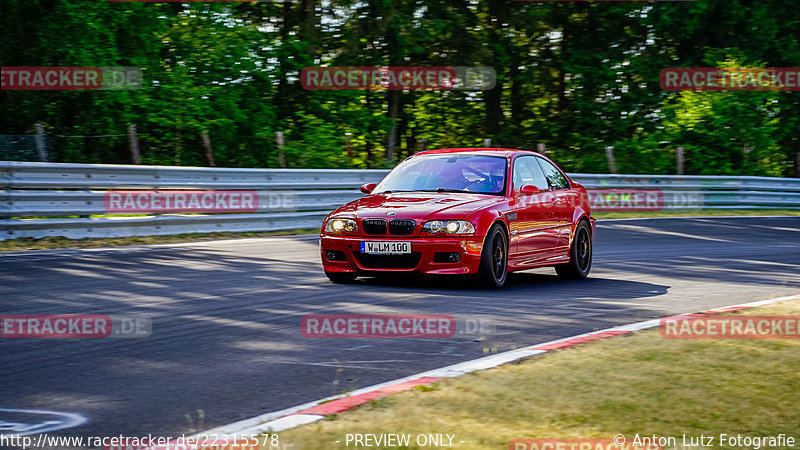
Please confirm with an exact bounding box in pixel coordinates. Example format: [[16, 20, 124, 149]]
[[320, 235, 485, 275]]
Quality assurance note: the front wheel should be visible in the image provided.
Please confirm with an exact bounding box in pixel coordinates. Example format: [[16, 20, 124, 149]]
[[325, 272, 357, 284], [476, 223, 508, 288], [555, 220, 592, 280]]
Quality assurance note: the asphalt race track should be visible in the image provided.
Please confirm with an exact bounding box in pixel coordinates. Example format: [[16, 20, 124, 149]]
[[1, 217, 799, 439]]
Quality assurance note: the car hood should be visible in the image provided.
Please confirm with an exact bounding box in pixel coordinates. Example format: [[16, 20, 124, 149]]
[[332, 192, 504, 221]]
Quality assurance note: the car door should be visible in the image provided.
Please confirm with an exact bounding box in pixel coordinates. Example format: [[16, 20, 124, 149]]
[[536, 157, 576, 258], [508, 156, 559, 266]]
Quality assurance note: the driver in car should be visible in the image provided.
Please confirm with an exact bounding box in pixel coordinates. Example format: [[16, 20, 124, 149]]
[[433, 163, 471, 190]]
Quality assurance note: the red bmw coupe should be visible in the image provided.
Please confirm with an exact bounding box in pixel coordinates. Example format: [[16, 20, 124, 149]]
[[320, 148, 596, 288]]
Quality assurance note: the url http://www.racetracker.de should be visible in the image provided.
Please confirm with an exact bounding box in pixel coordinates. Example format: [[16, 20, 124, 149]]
[[0, 433, 283, 450]]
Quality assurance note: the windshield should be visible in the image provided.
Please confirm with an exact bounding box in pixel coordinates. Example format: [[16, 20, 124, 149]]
[[375, 154, 507, 195]]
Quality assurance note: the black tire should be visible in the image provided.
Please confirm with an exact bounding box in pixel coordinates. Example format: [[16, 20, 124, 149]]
[[325, 272, 357, 283], [555, 220, 592, 280], [476, 223, 509, 288]]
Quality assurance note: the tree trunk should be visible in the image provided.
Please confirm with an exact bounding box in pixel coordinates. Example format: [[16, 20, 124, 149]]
[[33, 123, 48, 162], [606, 147, 618, 174], [795, 151, 800, 177], [345, 133, 353, 159], [128, 124, 141, 164], [537, 143, 547, 155], [201, 130, 215, 167], [385, 90, 399, 162], [364, 92, 373, 166], [483, 0, 506, 139], [276, 131, 286, 168], [300, 0, 318, 57]]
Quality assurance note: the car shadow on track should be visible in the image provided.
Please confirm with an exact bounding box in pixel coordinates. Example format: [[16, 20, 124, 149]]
[[353, 271, 670, 300]]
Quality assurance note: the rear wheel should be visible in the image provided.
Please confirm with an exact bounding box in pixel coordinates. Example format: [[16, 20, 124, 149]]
[[555, 220, 592, 280], [325, 272, 357, 283], [477, 223, 508, 288]]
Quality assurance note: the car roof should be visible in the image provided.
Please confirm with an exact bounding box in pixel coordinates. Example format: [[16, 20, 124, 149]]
[[413, 148, 542, 158]]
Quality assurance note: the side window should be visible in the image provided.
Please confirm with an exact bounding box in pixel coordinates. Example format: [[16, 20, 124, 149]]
[[513, 156, 549, 191], [536, 158, 570, 190], [512, 158, 532, 191]]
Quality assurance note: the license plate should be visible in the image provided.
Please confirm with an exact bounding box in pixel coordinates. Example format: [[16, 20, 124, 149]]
[[360, 241, 411, 255]]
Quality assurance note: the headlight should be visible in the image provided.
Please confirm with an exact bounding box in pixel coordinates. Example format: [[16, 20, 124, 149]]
[[422, 220, 475, 235], [325, 218, 358, 234]]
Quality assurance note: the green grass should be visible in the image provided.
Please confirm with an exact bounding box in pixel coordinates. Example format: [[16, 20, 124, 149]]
[[276, 298, 800, 450]]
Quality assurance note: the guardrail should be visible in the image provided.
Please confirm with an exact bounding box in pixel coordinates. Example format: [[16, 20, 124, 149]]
[[2, 161, 799, 240]]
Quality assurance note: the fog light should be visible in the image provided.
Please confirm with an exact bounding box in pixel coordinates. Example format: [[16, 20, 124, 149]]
[[434, 252, 462, 263]]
